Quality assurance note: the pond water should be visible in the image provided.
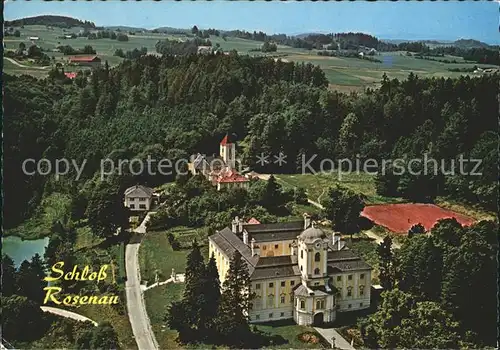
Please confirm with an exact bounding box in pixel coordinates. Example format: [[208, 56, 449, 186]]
[[2, 236, 50, 267]]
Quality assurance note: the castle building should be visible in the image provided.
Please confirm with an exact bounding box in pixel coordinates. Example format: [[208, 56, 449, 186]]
[[188, 134, 249, 191], [208, 215, 372, 326]]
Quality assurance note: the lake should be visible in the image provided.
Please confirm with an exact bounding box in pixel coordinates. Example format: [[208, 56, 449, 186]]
[[2, 235, 49, 267]]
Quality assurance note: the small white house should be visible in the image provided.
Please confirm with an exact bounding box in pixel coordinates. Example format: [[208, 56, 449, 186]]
[[124, 185, 154, 211], [29, 36, 40, 41]]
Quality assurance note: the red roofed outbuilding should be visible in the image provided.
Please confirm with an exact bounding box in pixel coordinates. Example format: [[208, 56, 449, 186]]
[[64, 72, 77, 79], [215, 168, 249, 191], [68, 55, 101, 68], [247, 217, 261, 225]]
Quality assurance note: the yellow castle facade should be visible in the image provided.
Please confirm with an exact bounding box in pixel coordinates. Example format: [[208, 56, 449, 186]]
[[209, 215, 372, 326]]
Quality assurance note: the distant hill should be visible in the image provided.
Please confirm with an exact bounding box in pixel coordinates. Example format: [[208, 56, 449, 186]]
[[152, 27, 190, 34], [104, 25, 148, 32], [5, 15, 95, 29], [453, 39, 491, 49]]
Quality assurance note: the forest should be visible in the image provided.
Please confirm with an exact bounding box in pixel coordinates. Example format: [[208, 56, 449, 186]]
[[5, 15, 96, 29], [4, 53, 497, 232]]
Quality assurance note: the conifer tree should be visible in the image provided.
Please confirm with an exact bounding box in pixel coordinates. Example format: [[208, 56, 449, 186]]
[[215, 251, 253, 346], [1, 255, 17, 297], [166, 240, 206, 342], [200, 253, 221, 339], [377, 236, 394, 290]]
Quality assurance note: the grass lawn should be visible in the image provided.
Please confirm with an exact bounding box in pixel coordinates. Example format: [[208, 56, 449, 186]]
[[144, 283, 185, 349], [254, 320, 327, 349], [139, 227, 209, 283], [5, 25, 491, 89], [434, 197, 496, 221], [276, 172, 405, 205], [4, 192, 72, 240]]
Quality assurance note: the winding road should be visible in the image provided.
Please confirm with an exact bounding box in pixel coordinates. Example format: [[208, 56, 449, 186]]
[[4, 57, 49, 70], [125, 212, 159, 350], [40, 306, 98, 326]]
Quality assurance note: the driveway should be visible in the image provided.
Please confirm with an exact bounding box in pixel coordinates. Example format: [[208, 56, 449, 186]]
[[125, 213, 159, 350], [4, 57, 49, 69], [40, 306, 98, 326], [314, 326, 355, 350], [363, 229, 401, 249]]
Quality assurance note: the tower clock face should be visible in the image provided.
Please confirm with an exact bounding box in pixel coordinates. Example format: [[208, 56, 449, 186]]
[[315, 242, 321, 249]]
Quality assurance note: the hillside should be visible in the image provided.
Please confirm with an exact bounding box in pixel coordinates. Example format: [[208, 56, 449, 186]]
[[453, 39, 491, 49], [104, 25, 148, 32], [5, 15, 95, 29]]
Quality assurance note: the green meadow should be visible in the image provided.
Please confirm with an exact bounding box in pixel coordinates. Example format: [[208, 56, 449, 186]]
[[4, 25, 495, 90]]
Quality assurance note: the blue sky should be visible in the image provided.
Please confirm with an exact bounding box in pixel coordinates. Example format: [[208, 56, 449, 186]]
[[5, 0, 500, 44]]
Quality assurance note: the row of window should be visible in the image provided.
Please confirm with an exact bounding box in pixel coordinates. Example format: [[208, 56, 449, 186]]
[[255, 280, 297, 289], [336, 273, 365, 282], [297, 299, 325, 310], [342, 285, 365, 297], [129, 204, 147, 209], [250, 311, 292, 321], [129, 197, 147, 201], [253, 294, 294, 309], [344, 303, 364, 309]]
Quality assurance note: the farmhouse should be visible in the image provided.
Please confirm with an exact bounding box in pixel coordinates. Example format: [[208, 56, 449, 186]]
[[68, 55, 102, 68], [209, 215, 372, 325], [64, 72, 77, 79], [29, 36, 40, 41], [124, 185, 155, 211], [188, 134, 250, 191], [197, 46, 213, 55]]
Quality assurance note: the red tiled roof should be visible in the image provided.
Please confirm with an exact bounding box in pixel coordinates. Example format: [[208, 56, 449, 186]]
[[220, 134, 230, 146], [64, 72, 77, 79], [247, 217, 261, 225], [69, 56, 99, 62], [220, 133, 236, 146], [217, 168, 249, 184]]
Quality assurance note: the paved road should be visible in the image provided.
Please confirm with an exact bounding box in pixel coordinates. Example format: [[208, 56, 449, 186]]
[[125, 213, 159, 350], [143, 274, 185, 292], [363, 229, 401, 249], [315, 327, 355, 350], [40, 306, 98, 326], [4, 57, 49, 69]]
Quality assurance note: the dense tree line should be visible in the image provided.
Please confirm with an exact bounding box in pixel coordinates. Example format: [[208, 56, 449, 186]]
[[114, 47, 148, 59], [398, 41, 499, 65], [57, 44, 96, 55], [227, 30, 397, 51], [4, 52, 496, 231], [333, 32, 397, 51], [76, 28, 129, 42], [147, 174, 305, 233], [361, 219, 497, 347], [5, 15, 96, 29], [1, 252, 120, 348], [155, 37, 212, 55]]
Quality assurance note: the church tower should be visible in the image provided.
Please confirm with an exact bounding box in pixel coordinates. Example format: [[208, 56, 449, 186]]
[[220, 133, 236, 169], [297, 224, 328, 286]]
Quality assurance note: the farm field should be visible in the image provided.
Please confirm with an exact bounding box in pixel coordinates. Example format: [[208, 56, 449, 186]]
[[275, 172, 405, 205], [361, 203, 476, 233], [4, 25, 496, 90]]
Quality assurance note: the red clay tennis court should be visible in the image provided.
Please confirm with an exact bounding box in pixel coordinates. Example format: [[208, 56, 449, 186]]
[[361, 203, 475, 233]]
